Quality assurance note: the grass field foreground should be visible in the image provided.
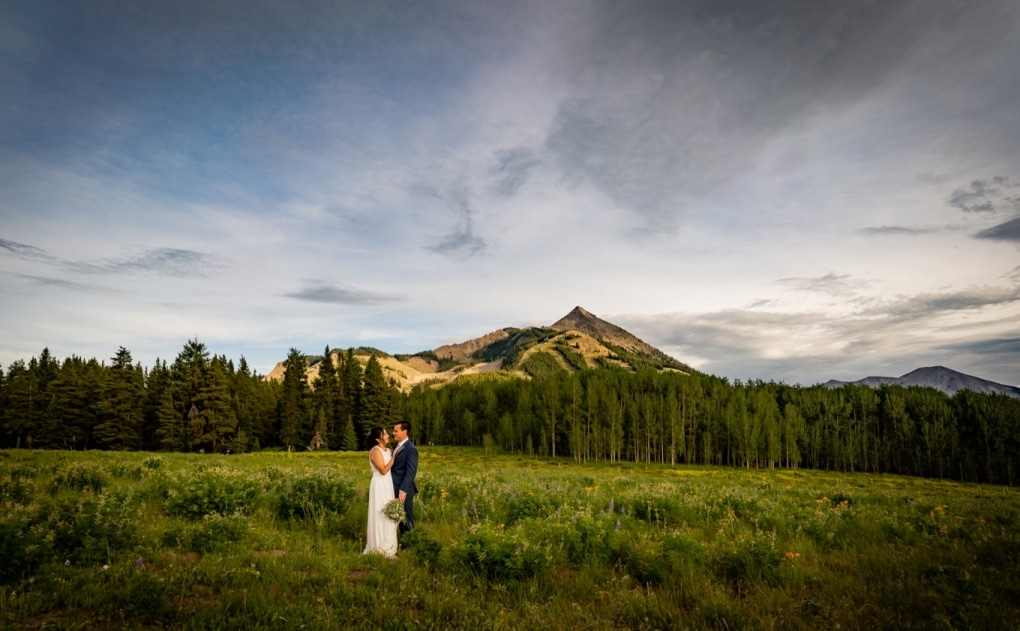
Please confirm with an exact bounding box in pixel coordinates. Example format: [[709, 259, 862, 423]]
[[1, 447, 1018, 629]]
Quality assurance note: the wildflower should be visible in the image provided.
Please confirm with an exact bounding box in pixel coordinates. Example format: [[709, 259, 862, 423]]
[[615, 520, 621, 531], [608, 499, 615, 513], [101, 564, 109, 571], [572, 513, 579, 524], [64, 560, 70, 566], [440, 489, 449, 500], [136, 557, 144, 568], [784, 551, 801, 559]]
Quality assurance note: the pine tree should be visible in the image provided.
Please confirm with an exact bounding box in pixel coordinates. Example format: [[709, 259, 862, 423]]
[[195, 356, 237, 453], [277, 348, 310, 448], [340, 349, 363, 445], [312, 347, 339, 449], [359, 355, 390, 441], [95, 347, 145, 450]]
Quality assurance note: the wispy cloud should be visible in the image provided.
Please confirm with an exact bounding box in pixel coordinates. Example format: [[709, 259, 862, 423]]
[[2, 238, 218, 277], [862, 285, 1020, 319], [14, 274, 93, 291], [416, 182, 489, 257], [489, 147, 540, 197], [0, 237, 59, 263], [946, 176, 1018, 213], [284, 282, 402, 305], [775, 273, 871, 296], [860, 225, 937, 236]]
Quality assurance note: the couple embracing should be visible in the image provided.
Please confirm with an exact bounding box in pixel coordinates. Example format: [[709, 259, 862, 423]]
[[363, 420, 418, 557]]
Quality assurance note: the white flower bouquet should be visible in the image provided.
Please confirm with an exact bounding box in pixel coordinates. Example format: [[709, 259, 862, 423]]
[[382, 498, 406, 523]]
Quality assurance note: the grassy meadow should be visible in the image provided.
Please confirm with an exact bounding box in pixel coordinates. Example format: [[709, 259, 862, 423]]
[[1, 447, 1018, 630]]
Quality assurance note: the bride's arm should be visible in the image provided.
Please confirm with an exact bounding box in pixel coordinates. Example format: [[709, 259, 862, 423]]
[[369, 446, 395, 474]]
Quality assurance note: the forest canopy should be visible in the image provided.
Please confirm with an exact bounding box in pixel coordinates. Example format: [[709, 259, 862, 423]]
[[2, 343, 1018, 485]]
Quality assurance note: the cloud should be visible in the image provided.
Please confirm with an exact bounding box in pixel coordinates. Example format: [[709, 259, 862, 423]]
[[15, 274, 93, 291], [1, 238, 219, 277], [284, 282, 403, 305], [939, 337, 1020, 356], [946, 177, 1018, 213], [863, 285, 1020, 319], [860, 226, 937, 236], [975, 216, 1020, 242], [775, 273, 871, 296], [97, 248, 221, 277], [489, 147, 540, 197], [0, 237, 59, 263], [415, 182, 489, 257]]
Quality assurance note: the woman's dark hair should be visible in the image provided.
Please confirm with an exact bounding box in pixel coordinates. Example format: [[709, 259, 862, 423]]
[[366, 426, 385, 449]]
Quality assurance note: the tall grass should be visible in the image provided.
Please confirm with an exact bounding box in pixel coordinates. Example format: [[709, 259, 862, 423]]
[[1, 448, 1017, 629]]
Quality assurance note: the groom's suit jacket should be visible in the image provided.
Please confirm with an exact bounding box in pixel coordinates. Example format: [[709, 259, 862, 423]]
[[391, 440, 419, 497]]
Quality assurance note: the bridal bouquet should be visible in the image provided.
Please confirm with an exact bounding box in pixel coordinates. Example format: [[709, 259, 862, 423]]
[[382, 498, 406, 523]]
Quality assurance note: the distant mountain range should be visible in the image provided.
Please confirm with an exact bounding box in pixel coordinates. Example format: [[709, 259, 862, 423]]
[[268, 306, 693, 390], [824, 366, 1020, 398], [267, 308, 1018, 399]]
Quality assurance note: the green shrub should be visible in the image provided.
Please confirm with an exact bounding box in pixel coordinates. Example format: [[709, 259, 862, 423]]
[[629, 495, 688, 525], [401, 528, 442, 568], [450, 527, 551, 583], [49, 461, 108, 494], [504, 494, 548, 526], [158, 468, 262, 519], [142, 455, 165, 470], [276, 473, 355, 520], [162, 514, 248, 553], [1, 466, 37, 506], [714, 538, 782, 589]]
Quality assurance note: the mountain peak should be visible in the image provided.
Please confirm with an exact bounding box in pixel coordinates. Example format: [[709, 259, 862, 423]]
[[550, 307, 687, 370]]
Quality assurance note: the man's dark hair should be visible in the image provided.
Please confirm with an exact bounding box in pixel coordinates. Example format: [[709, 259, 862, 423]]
[[395, 420, 411, 434]]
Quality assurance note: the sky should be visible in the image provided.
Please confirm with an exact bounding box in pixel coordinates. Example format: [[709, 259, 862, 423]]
[[2, 0, 1019, 387]]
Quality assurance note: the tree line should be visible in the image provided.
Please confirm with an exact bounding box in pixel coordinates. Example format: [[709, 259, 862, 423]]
[[0, 342, 398, 454], [2, 344, 1018, 484]]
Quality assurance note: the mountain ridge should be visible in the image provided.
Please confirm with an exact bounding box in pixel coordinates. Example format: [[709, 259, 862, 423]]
[[824, 365, 1020, 398], [267, 307, 692, 389]]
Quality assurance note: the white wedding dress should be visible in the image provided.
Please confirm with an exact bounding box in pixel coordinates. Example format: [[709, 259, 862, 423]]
[[363, 446, 399, 557]]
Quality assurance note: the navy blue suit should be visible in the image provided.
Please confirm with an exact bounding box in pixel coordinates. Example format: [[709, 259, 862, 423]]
[[390, 440, 418, 534]]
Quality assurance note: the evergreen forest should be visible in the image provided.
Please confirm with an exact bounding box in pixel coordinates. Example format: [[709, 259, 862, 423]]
[[2, 342, 1018, 485]]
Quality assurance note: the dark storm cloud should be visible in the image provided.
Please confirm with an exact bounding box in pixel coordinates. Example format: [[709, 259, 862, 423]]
[[490, 147, 541, 197], [975, 216, 1020, 242], [946, 177, 1018, 213], [285, 282, 402, 305]]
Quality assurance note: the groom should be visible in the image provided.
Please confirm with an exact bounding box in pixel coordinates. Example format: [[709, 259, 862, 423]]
[[390, 420, 419, 541]]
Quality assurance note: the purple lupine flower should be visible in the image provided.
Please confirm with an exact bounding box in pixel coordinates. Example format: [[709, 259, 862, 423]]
[[608, 499, 615, 513], [136, 558, 144, 568]]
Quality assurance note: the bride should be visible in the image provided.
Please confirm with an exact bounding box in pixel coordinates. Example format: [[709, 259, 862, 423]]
[[363, 426, 399, 557]]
